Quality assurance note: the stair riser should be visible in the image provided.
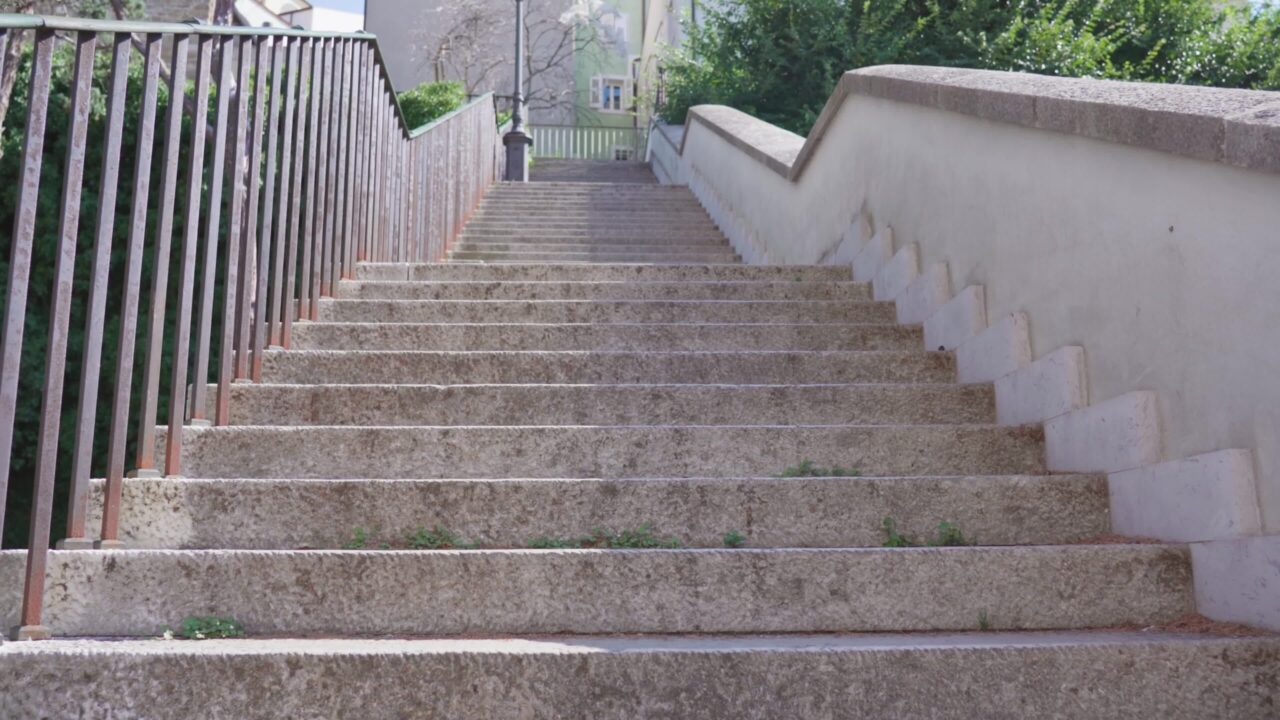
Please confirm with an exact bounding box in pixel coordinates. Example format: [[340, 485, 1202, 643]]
[[335, 281, 872, 301], [356, 263, 853, 282], [3, 636, 1273, 720], [220, 383, 993, 426], [169, 425, 1044, 478], [448, 252, 741, 263], [289, 323, 920, 352], [314, 300, 894, 324], [454, 243, 731, 254], [87, 475, 1106, 549], [0, 546, 1190, 635], [261, 351, 955, 385], [471, 207, 711, 216], [458, 233, 727, 245]]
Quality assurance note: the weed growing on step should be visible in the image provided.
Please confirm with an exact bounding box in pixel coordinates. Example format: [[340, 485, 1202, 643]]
[[408, 526, 477, 550], [723, 530, 746, 548], [527, 523, 682, 549], [881, 518, 974, 547], [777, 460, 861, 478], [166, 616, 244, 640], [978, 610, 991, 631], [344, 527, 370, 549]]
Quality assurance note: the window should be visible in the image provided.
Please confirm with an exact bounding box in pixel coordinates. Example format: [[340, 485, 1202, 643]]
[[589, 75, 632, 113], [613, 146, 634, 161]]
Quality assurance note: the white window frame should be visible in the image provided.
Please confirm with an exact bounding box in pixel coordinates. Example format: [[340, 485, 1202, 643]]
[[590, 75, 631, 113]]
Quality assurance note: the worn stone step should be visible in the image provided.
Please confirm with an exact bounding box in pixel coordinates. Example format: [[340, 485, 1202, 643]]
[[459, 230, 726, 242], [220, 382, 993, 426], [453, 242, 731, 255], [447, 251, 741, 263], [169, 424, 1043, 478], [314, 299, 891, 324], [0, 544, 1188, 636], [471, 205, 710, 216], [335, 280, 872, 301], [261, 350, 954, 385], [356, 263, 852, 282], [4, 633, 1276, 719], [290, 322, 920, 352], [88, 474, 1105, 549]]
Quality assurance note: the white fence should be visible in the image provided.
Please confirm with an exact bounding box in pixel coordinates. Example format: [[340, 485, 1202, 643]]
[[530, 125, 649, 161]]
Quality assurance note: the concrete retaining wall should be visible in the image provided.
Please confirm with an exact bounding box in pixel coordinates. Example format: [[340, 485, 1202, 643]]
[[649, 65, 1280, 630]]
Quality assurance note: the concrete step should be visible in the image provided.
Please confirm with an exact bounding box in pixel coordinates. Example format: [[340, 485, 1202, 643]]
[[220, 382, 994, 426], [5, 633, 1276, 719], [169, 424, 1044, 478], [335, 280, 872, 301], [90, 474, 1104, 549], [290, 322, 921, 352], [447, 251, 742, 263], [314, 299, 893, 324], [356, 263, 852, 282], [260, 350, 954, 385], [0, 545, 1189, 635], [471, 205, 710, 215], [453, 242, 731, 254], [458, 230, 725, 243]]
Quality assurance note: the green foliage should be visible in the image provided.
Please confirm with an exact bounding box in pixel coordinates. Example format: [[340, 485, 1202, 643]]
[[659, 0, 1280, 134], [881, 517, 915, 548], [722, 530, 747, 548], [407, 525, 476, 550], [0, 41, 214, 549], [343, 527, 370, 549], [175, 615, 244, 640], [397, 81, 466, 130], [978, 609, 991, 631], [527, 523, 682, 549], [881, 517, 974, 547], [777, 460, 861, 478]]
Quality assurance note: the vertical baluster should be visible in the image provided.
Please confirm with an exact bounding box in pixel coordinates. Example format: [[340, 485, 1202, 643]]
[[11, 30, 92, 640], [341, 42, 362, 278], [63, 34, 131, 547], [306, 38, 332, 319], [164, 33, 214, 477], [352, 46, 369, 265], [133, 34, 191, 477], [0, 27, 53, 544], [281, 38, 312, 348], [374, 92, 387, 261], [100, 33, 164, 545], [250, 37, 283, 382], [191, 35, 236, 427], [214, 36, 253, 427], [319, 39, 344, 299], [234, 37, 268, 381], [330, 39, 353, 289], [270, 37, 300, 349], [298, 38, 325, 322]]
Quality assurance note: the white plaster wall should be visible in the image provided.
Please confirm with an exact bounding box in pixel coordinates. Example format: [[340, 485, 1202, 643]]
[[663, 95, 1280, 533]]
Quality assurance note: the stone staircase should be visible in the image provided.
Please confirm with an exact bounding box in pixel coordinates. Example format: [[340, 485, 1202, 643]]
[[2, 178, 1278, 717]]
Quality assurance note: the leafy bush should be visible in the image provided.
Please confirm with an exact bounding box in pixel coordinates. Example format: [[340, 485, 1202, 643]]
[[397, 80, 465, 130], [659, 0, 1280, 134]]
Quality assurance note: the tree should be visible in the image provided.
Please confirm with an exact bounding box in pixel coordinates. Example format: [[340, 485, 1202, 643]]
[[412, 0, 627, 123], [659, 0, 1280, 135]]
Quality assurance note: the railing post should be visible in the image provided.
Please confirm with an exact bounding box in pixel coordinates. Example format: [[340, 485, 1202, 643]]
[[214, 36, 253, 427], [282, 37, 313, 348], [62, 33, 131, 548], [250, 36, 285, 381], [503, 0, 532, 181], [0, 27, 54, 554], [191, 34, 237, 427], [11, 28, 88, 641], [165, 32, 215, 477], [99, 32, 164, 548], [269, 37, 300, 349], [234, 36, 269, 382], [133, 33, 191, 478]]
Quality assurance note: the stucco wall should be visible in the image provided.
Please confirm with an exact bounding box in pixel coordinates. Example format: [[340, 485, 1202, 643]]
[[652, 65, 1280, 628]]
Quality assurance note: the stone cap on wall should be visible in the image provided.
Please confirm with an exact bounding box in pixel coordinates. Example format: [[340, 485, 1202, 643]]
[[682, 65, 1280, 179]]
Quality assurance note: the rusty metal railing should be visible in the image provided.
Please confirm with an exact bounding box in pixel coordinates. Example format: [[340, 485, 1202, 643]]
[[0, 14, 503, 639]]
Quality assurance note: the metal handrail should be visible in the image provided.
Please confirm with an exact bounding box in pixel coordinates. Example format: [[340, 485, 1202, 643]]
[[0, 14, 505, 639]]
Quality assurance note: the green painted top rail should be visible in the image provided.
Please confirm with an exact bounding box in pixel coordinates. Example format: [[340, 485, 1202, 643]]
[[0, 13, 502, 139]]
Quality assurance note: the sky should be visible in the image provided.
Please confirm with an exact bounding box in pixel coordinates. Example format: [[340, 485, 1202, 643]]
[[312, 0, 365, 13]]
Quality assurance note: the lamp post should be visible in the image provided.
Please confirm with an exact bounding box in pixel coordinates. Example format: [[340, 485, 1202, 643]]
[[503, 0, 532, 181]]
